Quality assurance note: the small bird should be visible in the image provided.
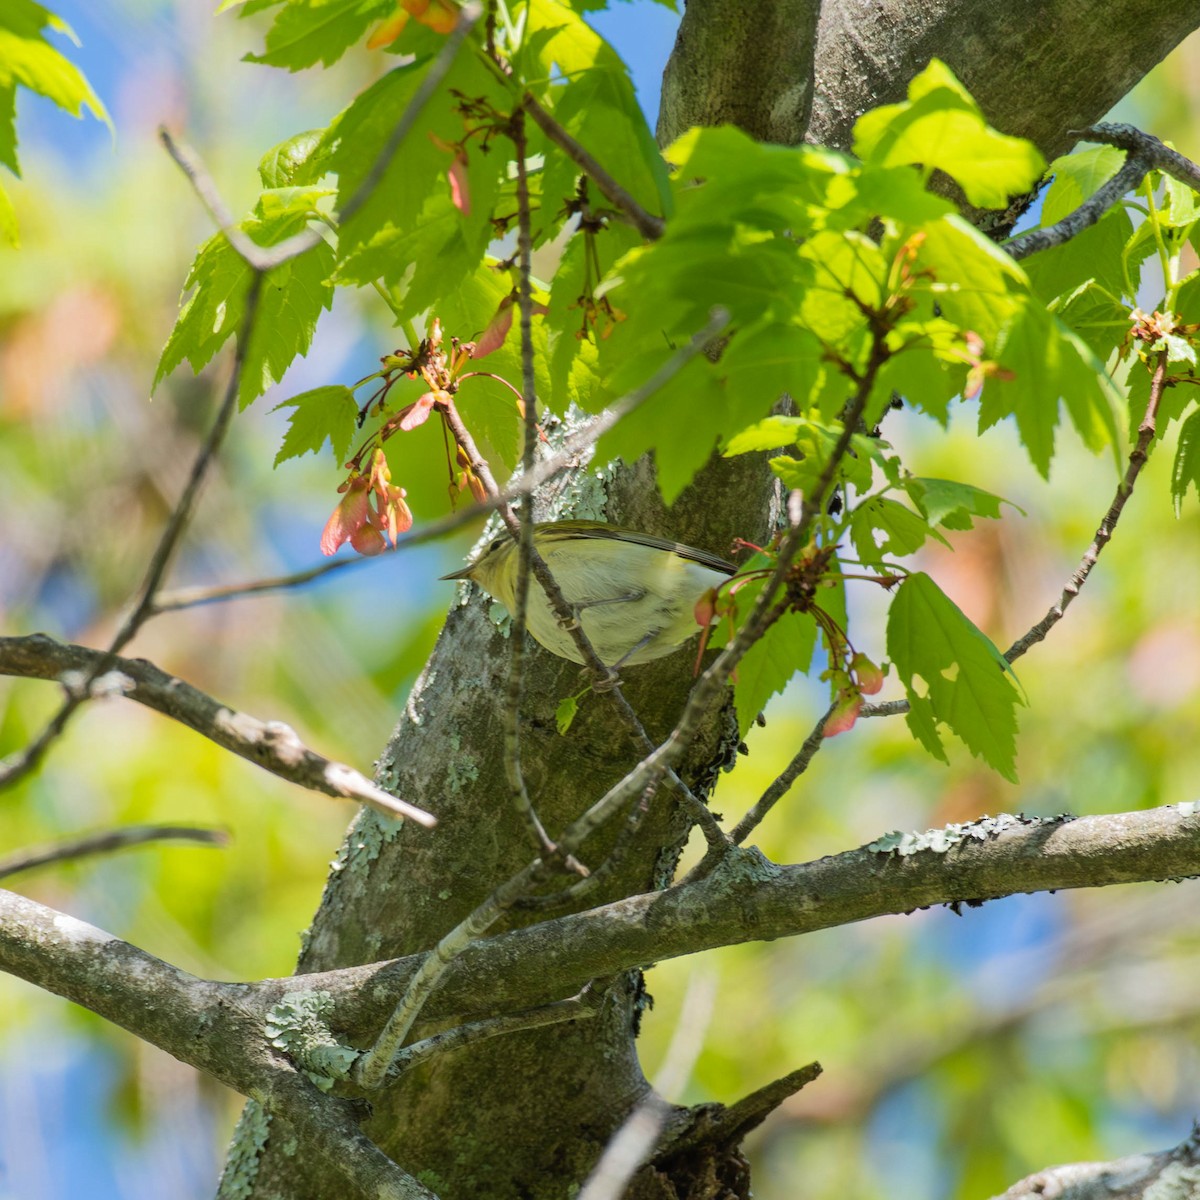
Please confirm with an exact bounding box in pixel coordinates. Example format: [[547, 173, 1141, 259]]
[[442, 520, 736, 667]]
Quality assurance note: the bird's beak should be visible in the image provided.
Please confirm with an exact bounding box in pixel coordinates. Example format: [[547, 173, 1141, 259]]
[[440, 564, 476, 581]]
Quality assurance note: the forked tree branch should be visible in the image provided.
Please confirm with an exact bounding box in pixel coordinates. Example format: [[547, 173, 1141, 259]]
[[4, 803, 1198, 1057], [1006, 123, 1200, 260], [0, 635, 435, 826]]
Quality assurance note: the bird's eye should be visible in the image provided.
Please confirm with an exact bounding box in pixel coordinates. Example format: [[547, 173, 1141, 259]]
[[489, 537, 506, 554]]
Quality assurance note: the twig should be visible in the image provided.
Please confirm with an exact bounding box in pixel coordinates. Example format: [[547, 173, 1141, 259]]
[[149, 309, 729, 615], [157, 3, 483, 274], [150, 557, 364, 614], [388, 989, 600, 1076], [1005, 123, 1200, 261], [347, 304, 747, 1084], [444, 395, 728, 851], [523, 91, 666, 241], [0, 635, 436, 827], [352, 854, 550, 1089], [726, 704, 835, 848], [507, 325, 887, 905], [1080, 122, 1200, 190], [863, 348, 1171, 726], [0, 824, 228, 881], [513, 779, 658, 912], [502, 105, 555, 857], [1004, 347, 1168, 662], [1005, 150, 1152, 261], [0, 275, 265, 793]]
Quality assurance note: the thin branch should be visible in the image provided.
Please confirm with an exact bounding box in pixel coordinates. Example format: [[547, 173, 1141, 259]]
[[0, 635, 436, 827], [862, 348, 1171, 724], [350, 297, 886, 1086], [150, 557, 364, 614], [157, 3, 484, 274], [0, 274, 265, 794], [443, 396, 727, 852], [388, 989, 600, 1076], [1005, 150, 1152, 260], [1004, 348, 1168, 662], [0, 824, 228, 881], [149, 308, 729, 615], [568, 327, 889, 846], [725, 704, 835, 849], [523, 91, 666, 241], [654, 1063, 823, 1163], [1080, 122, 1200, 190], [503, 104, 555, 857], [352, 854, 550, 1089], [1005, 122, 1200, 261], [513, 778, 659, 912]]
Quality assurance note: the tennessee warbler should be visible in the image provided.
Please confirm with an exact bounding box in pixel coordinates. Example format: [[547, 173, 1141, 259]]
[[442, 520, 736, 667]]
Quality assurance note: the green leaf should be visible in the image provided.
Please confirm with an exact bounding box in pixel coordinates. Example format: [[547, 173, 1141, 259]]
[[1163, 173, 1199, 228], [258, 129, 330, 188], [244, 0, 394, 71], [154, 187, 335, 409], [0, 0, 110, 129], [853, 59, 1044, 209], [979, 297, 1121, 477], [762, 424, 882, 497], [538, 58, 670, 227], [1171, 408, 1200, 515], [876, 341, 963, 427], [798, 230, 886, 344], [849, 497, 945, 567], [595, 352, 728, 503], [720, 323, 826, 415], [272, 384, 358, 465], [886, 572, 1023, 779], [1022, 207, 1134, 315], [1039, 146, 1125, 225], [555, 695, 579, 735], [666, 125, 859, 240], [732, 610, 818, 736], [707, 567, 818, 737], [0, 82, 18, 174], [917, 213, 1029, 344], [0, 181, 16, 246], [323, 51, 510, 303], [723, 415, 818, 456], [904, 477, 1012, 530]]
